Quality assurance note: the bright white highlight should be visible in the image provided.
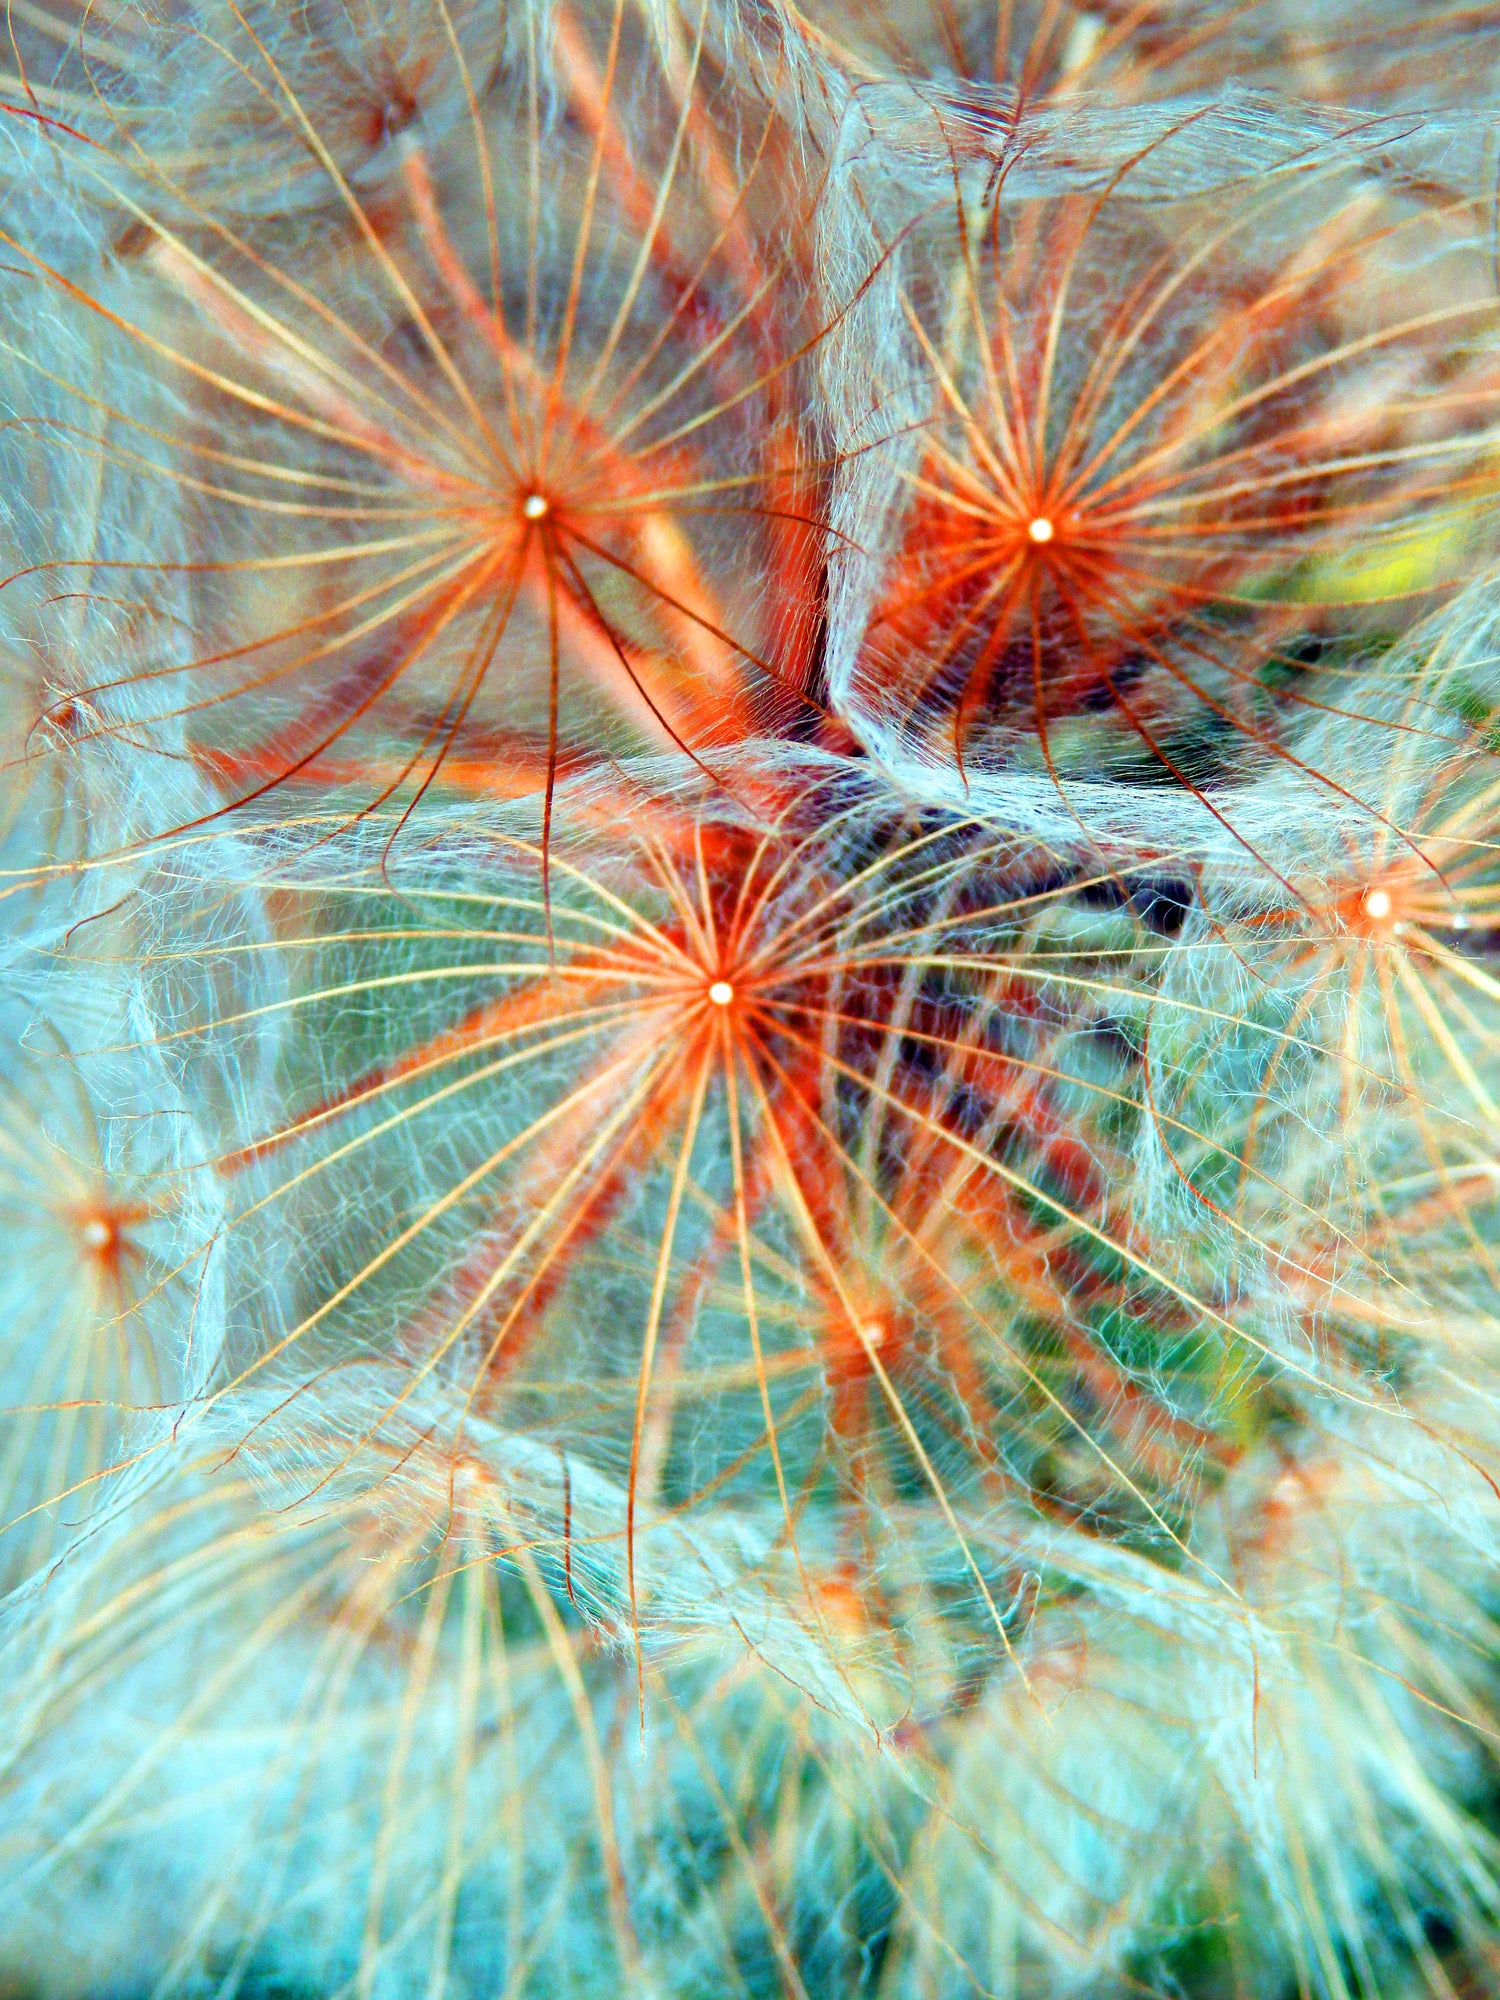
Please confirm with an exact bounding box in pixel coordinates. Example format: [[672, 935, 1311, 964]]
[[1363, 888, 1393, 921], [522, 492, 549, 520], [1027, 516, 1055, 544], [708, 980, 734, 1007], [80, 1217, 115, 1253]]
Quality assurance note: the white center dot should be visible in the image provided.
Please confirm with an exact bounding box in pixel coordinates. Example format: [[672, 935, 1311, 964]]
[[522, 492, 549, 521], [708, 980, 734, 1007], [81, 1217, 114, 1252], [1027, 516, 1055, 545], [1363, 888, 1393, 921]]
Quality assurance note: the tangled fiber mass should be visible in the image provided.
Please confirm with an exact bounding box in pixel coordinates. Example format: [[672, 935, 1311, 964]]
[[10, 3, 1500, 1994]]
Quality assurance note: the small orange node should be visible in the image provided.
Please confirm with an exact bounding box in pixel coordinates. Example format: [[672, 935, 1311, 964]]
[[80, 1215, 117, 1256]]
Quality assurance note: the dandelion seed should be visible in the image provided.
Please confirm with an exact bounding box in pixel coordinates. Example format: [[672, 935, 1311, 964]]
[[831, 103, 1500, 846]]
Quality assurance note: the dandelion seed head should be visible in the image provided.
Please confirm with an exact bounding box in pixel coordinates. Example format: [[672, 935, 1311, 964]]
[[12, 5, 1500, 1995]]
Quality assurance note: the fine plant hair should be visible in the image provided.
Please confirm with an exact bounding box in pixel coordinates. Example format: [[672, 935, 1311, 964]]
[[6, 4, 1500, 1999]]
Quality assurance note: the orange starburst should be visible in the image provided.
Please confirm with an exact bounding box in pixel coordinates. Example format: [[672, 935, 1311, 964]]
[[1, 0, 828, 854], [838, 118, 1500, 849], [140, 754, 1376, 1740]]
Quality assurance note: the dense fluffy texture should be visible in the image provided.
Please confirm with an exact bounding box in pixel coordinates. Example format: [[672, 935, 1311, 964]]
[[6, 4, 1500, 1995]]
